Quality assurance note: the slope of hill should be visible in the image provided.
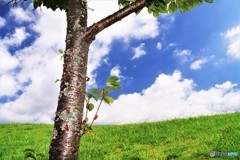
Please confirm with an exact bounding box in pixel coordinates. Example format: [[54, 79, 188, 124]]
[[0, 112, 240, 159]]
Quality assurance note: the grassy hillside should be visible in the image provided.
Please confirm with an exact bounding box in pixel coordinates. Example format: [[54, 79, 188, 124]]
[[0, 112, 240, 160]]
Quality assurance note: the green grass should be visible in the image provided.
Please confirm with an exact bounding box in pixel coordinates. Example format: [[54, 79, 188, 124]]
[[1, 112, 240, 160]]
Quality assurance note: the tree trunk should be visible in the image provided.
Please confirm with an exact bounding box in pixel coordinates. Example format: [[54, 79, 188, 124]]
[[49, 0, 90, 159], [49, 0, 145, 159]]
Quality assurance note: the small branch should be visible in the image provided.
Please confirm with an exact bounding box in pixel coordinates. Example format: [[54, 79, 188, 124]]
[[83, 98, 90, 121], [85, 0, 145, 41], [90, 98, 103, 127]]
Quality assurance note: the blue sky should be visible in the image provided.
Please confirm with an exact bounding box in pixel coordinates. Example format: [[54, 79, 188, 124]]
[[0, 0, 240, 124]]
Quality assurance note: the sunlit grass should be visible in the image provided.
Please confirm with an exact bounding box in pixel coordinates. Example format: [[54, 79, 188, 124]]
[[1, 112, 240, 159]]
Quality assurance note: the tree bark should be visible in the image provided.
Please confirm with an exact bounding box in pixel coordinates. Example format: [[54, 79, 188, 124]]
[[49, 0, 89, 159], [49, 0, 145, 159]]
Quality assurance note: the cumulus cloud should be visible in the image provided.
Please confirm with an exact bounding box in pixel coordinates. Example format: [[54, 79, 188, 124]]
[[174, 49, 192, 63], [132, 43, 146, 60], [0, 7, 64, 123], [190, 58, 208, 70], [0, 46, 19, 74], [1, 27, 29, 46], [110, 65, 121, 77], [0, 74, 19, 97], [174, 49, 192, 56], [9, 7, 34, 23], [109, 65, 125, 81], [224, 25, 240, 59], [156, 42, 162, 50], [0, 17, 6, 28], [32, 8, 66, 48], [96, 71, 240, 124]]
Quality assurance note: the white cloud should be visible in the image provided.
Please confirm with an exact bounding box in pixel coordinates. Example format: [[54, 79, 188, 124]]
[[0, 74, 19, 97], [0, 27, 29, 75], [174, 49, 192, 63], [132, 43, 146, 60], [224, 25, 240, 59], [0, 49, 62, 123], [0, 7, 64, 123], [174, 49, 192, 56], [1, 27, 29, 47], [32, 8, 66, 48], [168, 43, 176, 47], [0, 46, 19, 74], [110, 65, 121, 77], [9, 7, 33, 23], [156, 42, 162, 50], [0, 17, 6, 28], [87, 41, 110, 87], [96, 71, 240, 124], [110, 65, 125, 81], [215, 81, 237, 90], [190, 58, 208, 70]]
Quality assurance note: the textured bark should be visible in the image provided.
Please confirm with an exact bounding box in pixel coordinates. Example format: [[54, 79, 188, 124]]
[[49, 0, 89, 159], [49, 0, 145, 159]]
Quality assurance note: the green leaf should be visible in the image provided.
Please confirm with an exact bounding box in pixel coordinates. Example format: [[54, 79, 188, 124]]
[[147, 7, 153, 14], [168, 2, 177, 14], [126, 0, 135, 2], [90, 88, 102, 97], [135, 8, 142, 15], [164, 0, 172, 3], [92, 94, 99, 101], [107, 76, 120, 88], [90, 88, 99, 93], [105, 86, 120, 92], [193, 0, 203, 6], [108, 81, 120, 87], [153, 11, 159, 18], [107, 76, 119, 84], [103, 96, 114, 104], [85, 91, 91, 98], [54, 79, 60, 83], [88, 103, 94, 111], [157, 1, 167, 12], [204, 0, 213, 3], [33, 0, 39, 9], [58, 49, 64, 54]]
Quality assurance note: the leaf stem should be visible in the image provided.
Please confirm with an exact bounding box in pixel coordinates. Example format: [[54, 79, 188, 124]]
[[84, 98, 90, 121], [90, 98, 104, 127]]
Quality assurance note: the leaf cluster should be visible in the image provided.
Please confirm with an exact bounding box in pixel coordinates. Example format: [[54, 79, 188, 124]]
[[82, 76, 120, 136], [33, 0, 67, 10], [86, 76, 120, 106], [118, 0, 213, 18], [147, 0, 213, 18], [118, 0, 137, 7]]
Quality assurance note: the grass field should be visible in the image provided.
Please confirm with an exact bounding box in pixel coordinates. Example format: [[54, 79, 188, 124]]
[[0, 112, 240, 160]]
